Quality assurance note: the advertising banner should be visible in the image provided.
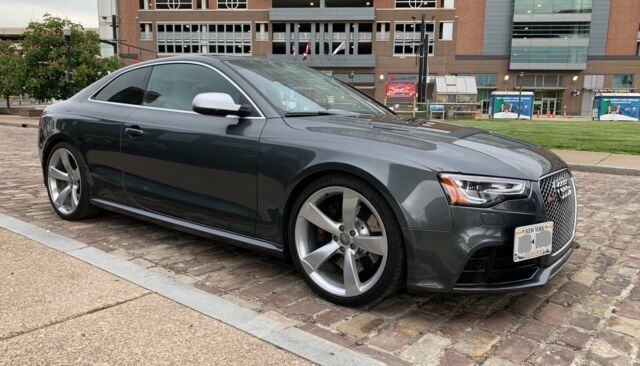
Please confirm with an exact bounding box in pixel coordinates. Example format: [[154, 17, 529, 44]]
[[385, 82, 417, 99], [597, 96, 640, 121], [491, 94, 534, 119]]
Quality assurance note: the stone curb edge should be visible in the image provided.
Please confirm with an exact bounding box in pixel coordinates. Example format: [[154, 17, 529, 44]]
[[0, 121, 38, 128], [0, 213, 384, 366], [568, 163, 640, 177]]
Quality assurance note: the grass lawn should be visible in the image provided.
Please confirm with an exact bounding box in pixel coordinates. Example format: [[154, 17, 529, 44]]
[[450, 119, 640, 155]]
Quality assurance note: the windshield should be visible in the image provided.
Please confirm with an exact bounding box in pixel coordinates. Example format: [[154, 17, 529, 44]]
[[227, 59, 392, 116]]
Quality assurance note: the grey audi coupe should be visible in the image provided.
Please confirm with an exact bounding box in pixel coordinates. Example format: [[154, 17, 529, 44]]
[[38, 56, 576, 306]]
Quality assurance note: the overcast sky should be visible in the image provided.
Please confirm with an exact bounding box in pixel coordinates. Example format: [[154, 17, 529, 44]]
[[0, 0, 99, 28]]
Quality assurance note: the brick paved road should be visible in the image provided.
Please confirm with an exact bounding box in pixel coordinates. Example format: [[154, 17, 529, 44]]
[[1, 125, 639, 366]]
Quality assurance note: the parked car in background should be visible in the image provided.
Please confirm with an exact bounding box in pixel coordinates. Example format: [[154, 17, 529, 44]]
[[38, 56, 577, 306]]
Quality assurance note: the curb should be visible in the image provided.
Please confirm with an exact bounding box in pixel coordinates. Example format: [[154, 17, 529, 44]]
[[569, 163, 640, 177], [0, 121, 38, 128]]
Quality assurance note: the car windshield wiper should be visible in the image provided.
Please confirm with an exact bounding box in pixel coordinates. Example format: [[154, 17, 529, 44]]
[[283, 111, 339, 117]]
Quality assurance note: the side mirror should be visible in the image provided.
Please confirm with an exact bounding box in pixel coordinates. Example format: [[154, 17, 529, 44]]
[[192, 93, 249, 117]]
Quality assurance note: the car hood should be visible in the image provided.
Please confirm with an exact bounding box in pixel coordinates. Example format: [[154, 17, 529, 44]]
[[283, 113, 567, 181]]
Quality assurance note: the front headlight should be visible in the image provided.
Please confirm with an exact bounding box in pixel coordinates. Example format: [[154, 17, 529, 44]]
[[439, 174, 530, 207]]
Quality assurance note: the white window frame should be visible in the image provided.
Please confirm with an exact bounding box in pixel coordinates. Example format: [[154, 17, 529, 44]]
[[155, 0, 193, 10], [157, 22, 252, 56], [256, 22, 269, 41], [393, 21, 435, 57], [217, 0, 248, 10], [439, 22, 453, 41], [376, 22, 390, 41], [139, 22, 153, 40], [395, 0, 437, 9]]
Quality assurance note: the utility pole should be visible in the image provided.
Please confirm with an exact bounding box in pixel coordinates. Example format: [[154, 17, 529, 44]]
[[63, 27, 75, 96], [111, 15, 118, 56], [417, 14, 425, 103], [518, 71, 524, 119]]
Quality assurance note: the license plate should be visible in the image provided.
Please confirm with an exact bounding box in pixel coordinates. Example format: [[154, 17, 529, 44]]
[[513, 222, 553, 262]]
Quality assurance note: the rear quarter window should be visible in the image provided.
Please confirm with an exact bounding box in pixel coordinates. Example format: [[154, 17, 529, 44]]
[[93, 67, 152, 105]]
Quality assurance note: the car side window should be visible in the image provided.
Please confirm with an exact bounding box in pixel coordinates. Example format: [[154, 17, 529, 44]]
[[93, 67, 151, 105], [142, 64, 255, 115]]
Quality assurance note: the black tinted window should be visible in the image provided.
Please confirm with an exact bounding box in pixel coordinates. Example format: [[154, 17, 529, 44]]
[[143, 64, 248, 113], [94, 67, 151, 105]]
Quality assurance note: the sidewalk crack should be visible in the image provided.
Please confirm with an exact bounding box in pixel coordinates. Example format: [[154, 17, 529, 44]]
[[0, 292, 151, 342]]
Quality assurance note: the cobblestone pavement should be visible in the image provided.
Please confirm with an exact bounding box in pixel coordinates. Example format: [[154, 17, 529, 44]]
[[1, 125, 639, 366]]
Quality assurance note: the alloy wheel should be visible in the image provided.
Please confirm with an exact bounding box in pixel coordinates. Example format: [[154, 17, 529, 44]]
[[294, 186, 388, 297], [47, 148, 81, 215]]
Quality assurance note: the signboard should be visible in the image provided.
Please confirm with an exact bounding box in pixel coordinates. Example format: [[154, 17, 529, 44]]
[[388, 74, 418, 83], [385, 82, 417, 99], [429, 104, 445, 113], [595, 95, 640, 121], [490, 93, 534, 120]]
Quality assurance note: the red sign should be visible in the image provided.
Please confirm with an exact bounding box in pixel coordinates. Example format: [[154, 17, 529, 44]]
[[385, 82, 417, 99]]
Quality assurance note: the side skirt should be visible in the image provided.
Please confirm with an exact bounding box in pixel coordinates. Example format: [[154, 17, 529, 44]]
[[91, 198, 284, 257]]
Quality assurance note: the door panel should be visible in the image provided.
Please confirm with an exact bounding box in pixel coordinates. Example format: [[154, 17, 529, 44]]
[[120, 63, 265, 236], [72, 66, 152, 204]]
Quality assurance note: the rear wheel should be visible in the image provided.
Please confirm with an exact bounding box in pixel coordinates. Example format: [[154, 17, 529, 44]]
[[289, 175, 405, 306], [45, 142, 101, 220]]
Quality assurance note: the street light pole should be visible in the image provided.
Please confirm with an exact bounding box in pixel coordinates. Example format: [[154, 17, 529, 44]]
[[63, 27, 74, 97], [517, 71, 524, 119]]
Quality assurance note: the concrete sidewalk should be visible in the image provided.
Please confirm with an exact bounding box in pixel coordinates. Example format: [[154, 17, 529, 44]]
[[0, 228, 312, 365], [552, 149, 640, 175]]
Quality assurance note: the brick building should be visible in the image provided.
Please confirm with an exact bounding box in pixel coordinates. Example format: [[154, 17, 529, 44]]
[[110, 0, 640, 116]]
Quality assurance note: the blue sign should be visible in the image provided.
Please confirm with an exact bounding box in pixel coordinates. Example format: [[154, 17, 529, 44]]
[[490, 94, 534, 120], [430, 104, 445, 113], [595, 95, 640, 121]]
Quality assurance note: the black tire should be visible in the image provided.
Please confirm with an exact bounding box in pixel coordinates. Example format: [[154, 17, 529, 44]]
[[45, 142, 102, 220], [288, 174, 405, 307]]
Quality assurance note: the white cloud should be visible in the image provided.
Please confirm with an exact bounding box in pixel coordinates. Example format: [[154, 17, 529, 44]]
[[0, 0, 99, 28]]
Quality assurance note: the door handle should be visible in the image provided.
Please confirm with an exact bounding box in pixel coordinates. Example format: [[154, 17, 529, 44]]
[[125, 126, 144, 138]]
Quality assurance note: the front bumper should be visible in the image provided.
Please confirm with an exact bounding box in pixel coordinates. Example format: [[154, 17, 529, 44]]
[[403, 173, 576, 293]]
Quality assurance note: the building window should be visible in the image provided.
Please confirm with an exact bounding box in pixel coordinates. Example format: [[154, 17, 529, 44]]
[[139, 23, 153, 40], [256, 23, 269, 41], [218, 0, 247, 9], [613, 74, 634, 89], [376, 22, 390, 41], [157, 23, 252, 55], [583, 75, 604, 89], [442, 0, 455, 8], [196, 0, 208, 9], [156, 0, 192, 9], [139, 0, 149, 10], [511, 46, 588, 65], [514, 0, 592, 14], [393, 22, 435, 56], [439, 22, 453, 41], [516, 74, 564, 88], [512, 22, 591, 39], [476, 74, 497, 87], [395, 0, 436, 8]]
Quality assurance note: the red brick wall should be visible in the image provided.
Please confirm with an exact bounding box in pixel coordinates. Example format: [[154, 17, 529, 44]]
[[455, 0, 485, 55], [606, 0, 640, 55]]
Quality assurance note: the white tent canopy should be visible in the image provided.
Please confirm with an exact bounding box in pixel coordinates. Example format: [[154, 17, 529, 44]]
[[435, 75, 477, 95]]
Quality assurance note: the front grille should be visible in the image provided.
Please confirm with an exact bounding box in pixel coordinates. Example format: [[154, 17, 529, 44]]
[[456, 246, 540, 285], [539, 169, 577, 254]]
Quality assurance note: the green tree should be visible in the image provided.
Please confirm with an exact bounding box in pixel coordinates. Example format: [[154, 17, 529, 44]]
[[0, 40, 25, 112], [21, 14, 124, 101]]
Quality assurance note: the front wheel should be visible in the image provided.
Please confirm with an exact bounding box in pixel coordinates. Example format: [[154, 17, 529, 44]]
[[289, 175, 405, 306]]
